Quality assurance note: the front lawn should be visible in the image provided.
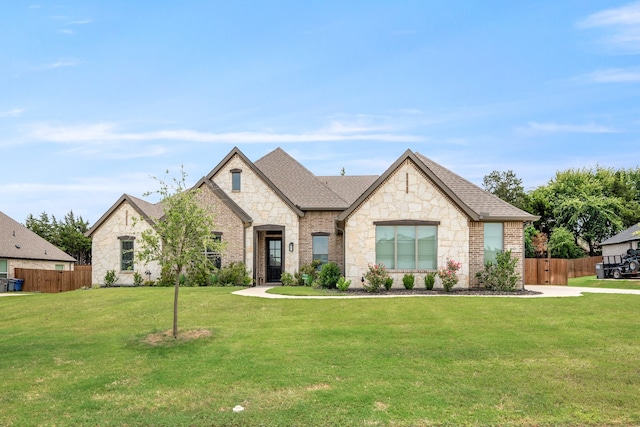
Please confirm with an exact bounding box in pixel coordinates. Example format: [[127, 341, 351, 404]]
[[569, 275, 640, 290], [1, 287, 639, 426]]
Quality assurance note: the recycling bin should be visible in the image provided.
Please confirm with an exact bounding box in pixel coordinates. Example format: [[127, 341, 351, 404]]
[[14, 279, 24, 292], [8, 279, 16, 292]]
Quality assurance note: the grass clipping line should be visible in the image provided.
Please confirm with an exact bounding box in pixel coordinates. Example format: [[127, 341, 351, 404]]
[[142, 328, 212, 346]]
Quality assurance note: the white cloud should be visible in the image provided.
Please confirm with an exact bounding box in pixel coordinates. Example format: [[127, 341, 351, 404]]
[[578, 67, 640, 82], [0, 108, 25, 118], [58, 29, 74, 35], [39, 58, 80, 70], [577, 2, 640, 53], [27, 122, 424, 144], [518, 122, 620, 135], [68, 19, 91, 25]]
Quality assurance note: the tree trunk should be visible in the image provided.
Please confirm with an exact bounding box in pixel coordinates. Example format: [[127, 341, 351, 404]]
[[173, 272, 180, 338]]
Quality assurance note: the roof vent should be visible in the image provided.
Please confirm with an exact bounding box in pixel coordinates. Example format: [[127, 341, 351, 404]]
[[15, 244, 21, 249]]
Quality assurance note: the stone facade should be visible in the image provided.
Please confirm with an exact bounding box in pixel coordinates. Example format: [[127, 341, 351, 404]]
[[90, 201, 160, 286], [210, 154, 300, 281], [343, 160, 470, 288]]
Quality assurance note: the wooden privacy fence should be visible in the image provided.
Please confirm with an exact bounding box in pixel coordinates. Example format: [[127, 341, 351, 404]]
[[525, 256, 602, 285], [15, 266, 92, 293]]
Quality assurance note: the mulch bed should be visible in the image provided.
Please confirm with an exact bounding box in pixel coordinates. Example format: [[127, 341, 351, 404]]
[[341, 288, 541, 296]]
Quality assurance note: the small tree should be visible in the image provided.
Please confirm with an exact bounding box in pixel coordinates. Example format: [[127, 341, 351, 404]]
[[136, 168, 222, 338]]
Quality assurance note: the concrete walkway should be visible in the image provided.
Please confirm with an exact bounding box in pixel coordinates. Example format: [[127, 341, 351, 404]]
[[233, 285, 640, 299]]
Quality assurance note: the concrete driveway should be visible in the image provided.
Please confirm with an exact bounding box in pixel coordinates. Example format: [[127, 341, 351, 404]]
[[233, 285, 640, 299]]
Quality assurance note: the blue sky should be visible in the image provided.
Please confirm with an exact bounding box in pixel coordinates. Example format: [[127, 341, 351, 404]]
[[2, 1, 640, 225]]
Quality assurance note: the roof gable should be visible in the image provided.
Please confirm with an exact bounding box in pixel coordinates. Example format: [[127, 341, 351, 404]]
[[85, 194, 163, 237], [0, 211, 76, 262], [337, 149, 538, 222], [194, 177, 253, 224], [206, 147, 304, 217]]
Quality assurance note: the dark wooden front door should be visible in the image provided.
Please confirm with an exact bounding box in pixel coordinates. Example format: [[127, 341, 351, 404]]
[[266, 238, 282, 282]]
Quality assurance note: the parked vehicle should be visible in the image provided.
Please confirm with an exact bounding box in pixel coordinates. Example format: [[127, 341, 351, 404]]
[[601, 249, 640, 279]]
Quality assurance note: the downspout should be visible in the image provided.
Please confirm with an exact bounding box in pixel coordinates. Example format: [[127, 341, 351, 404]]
[[335, 220, 346, 276]]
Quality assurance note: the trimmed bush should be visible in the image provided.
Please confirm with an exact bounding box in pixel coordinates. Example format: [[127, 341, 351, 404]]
[[476, 250, 520, 291], [318, 262, 342, 289], [216, 262, 252, 286], [103, 270, 117, 287], [402, 274, 415, 290], [336, 276, 351, 291], [424, 272, 436, 290], [363, 263, 390, 293], [280, 271, 296, 286]]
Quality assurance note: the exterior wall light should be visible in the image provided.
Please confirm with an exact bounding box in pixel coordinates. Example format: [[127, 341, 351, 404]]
[[289, 242, 294, 252]]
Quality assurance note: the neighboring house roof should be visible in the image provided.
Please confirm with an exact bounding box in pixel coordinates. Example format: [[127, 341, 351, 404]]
[[0, 211, 76, 262], [86, 194, 164, 237], [254, 148, 350, 210], [337, 149, 539, 222], [599, 224, 640, 246]]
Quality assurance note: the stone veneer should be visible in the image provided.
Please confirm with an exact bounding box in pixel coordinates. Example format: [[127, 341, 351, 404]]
[[90, 201, 160, 286], [211, 154, 300, 281], [343, 160, 470, 288]]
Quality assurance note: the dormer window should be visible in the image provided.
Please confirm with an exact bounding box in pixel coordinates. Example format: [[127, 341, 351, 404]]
[[231, 169, 242, 191]]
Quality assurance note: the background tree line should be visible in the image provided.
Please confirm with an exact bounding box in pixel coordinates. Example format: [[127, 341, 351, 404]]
[[25, 211, 92, 264], [483, 167, 640, 258]]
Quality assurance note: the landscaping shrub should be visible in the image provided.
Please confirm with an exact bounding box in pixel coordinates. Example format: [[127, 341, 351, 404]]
[[216, 262, 252, 286], [476, 250, 520, 291], [133, 271, 144, 286], [187, 259, 218, 286], [384, 277, 393, 291], [402, 274, 415, 290], [424, 272, 436, 290], [336, 276, 351, 291], [363, 263, 390, 293], [295, 260, 322, 286], [318, 262, 342, 288], [438, 259, 461, 292], [280, 271, 296, 286], [103, 270, 117, 287]]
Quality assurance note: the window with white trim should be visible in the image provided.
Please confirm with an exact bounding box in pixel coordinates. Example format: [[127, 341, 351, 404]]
[[484, 223, 503, 264], [375, 224, 437, 269], [0, 259, 7, 278]]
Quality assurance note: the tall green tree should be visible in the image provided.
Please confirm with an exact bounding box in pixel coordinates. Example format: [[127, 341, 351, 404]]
[[25, 210, 92, 264], [482, 170, 529, 210], [135, 168, 223, 339]]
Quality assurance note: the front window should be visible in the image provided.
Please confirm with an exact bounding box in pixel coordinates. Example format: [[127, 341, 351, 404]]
[[312, 234, 329, 267], [121, 240, 134, 271], [55, 264, 64, 271], [376, 225, 437, 269], [484, 223, 504, 264], [0, 259, 7, 278]]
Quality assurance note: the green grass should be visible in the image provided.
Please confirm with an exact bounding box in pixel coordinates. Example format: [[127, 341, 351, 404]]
[[1, 287, 639, 426], [569, 275, 640, 290]]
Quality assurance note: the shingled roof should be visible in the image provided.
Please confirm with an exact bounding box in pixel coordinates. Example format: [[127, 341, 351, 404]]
[[254, 148, 351, 210], [0, 211, 76, 262], [337, 149, 538, 222], [600, 224, 640, 246]]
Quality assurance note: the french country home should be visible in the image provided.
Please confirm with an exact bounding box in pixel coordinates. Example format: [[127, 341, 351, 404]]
[[86, 147, 537, 289]]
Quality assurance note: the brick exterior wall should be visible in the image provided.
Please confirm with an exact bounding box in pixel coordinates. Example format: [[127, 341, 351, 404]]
[[196, 184, 245, 267], [299, 211, 344, 272], [468, 221, 525, 289]]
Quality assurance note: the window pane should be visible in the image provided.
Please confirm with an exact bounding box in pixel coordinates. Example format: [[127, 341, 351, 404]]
[[376, 226, 395, 269], [484, 223, 503, 263], [0, 259, 7, 278], [417, 226, 437, 269], [232, 172, 241, 191], [312, 235, 329, 266], [397, 226, 415, 269], [121, 240, 134, 271]]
